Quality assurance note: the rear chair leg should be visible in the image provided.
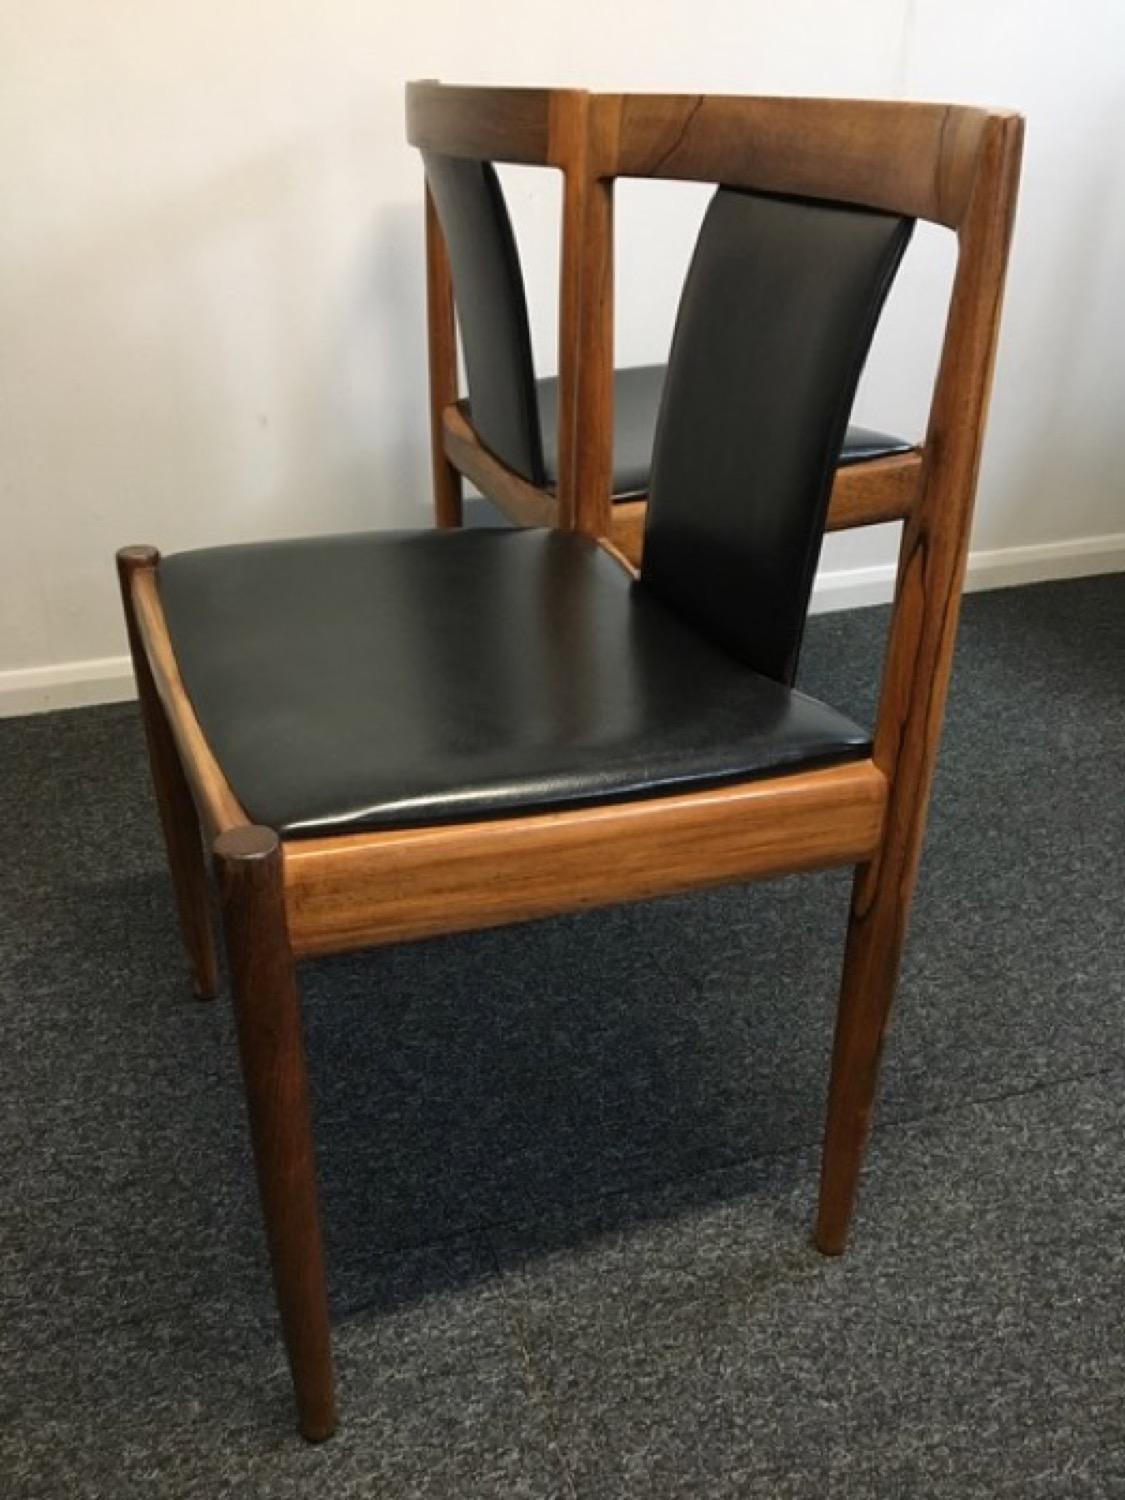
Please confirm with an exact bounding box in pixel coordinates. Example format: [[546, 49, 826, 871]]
[[214, 826, 336, 1442], [433, 453, 464, 529], [116, 546, 218, 1000], [816, 851, 917, 1255], [424, 184, 464, 528]]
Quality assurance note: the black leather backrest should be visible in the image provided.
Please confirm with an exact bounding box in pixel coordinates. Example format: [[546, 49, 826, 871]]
[[641, 188, 913, 684], [423, 152, 545, 485]]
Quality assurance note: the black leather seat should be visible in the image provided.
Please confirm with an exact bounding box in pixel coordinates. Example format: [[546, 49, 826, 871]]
[[457, 364, 913, 503], [534, 365, 914, 501], [161, 528, 869, 838]]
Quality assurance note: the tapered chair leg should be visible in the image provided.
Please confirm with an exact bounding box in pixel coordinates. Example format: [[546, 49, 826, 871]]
[[214, 826, 336, 1442], [117, 546, 219, 1000], [433, 452, 464, 529], [815, 853, 917, 1255]]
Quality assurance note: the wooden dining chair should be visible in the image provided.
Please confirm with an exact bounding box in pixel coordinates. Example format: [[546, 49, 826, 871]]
[[116, 87, 1022, 1440], [411, 81, 923, 564]]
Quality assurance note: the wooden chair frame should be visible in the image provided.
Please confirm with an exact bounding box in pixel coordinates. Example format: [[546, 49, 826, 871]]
[[118, 87, 1022, 1440], [409, 80, 928, 561]]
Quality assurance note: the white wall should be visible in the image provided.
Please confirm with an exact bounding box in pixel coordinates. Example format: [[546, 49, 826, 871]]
[[2, 0, 1124, 712]]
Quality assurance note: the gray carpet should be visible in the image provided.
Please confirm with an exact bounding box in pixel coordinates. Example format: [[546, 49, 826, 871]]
[[2, 573, 1124, 1498]]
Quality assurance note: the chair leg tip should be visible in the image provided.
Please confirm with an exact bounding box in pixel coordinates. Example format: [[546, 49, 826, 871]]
[[190, 965, 221, 1001], [813, 1222, 849, 1257], [298, 1413, 337, 1444]]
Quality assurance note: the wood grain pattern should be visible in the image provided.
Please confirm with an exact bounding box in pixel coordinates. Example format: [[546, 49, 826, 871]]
[[409, 83, 1007, 226], [569, 97, 619, 538], [214, 826, 335, 1442], [826, 450, 921, 532], [550, 89, 591, 530], [128, 560, 247, 838], [594, 93, 1003, 229], [441, 405, 556, 527], [424, 186, 463, 528], [406, 81, 555, 166], [116, 547, 219, 999], [282, 761, 887, 958], [815, 113, 1025, 1254]]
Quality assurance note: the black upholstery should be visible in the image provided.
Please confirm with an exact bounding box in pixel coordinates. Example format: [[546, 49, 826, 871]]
[[536, 366, 913, 501], [838, 424, 915, 466], [160, 529, 870, 839], [642, 189, 913, 685], [430, 161, 914, 506], [537, 368, 659, 500], [423, 152, 544, 484]]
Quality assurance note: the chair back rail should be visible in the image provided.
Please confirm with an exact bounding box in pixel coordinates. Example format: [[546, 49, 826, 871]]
[[593, 94, 1000, 227], [406, 82, 558, 166]]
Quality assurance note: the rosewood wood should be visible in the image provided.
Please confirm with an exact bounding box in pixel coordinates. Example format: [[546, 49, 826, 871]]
[[821, 450, 921, 533], [597, 93, 997, 228], [127, 562, 247, 838], [116, 547, 218, 999], [570, 100, 618, 539], [828, 450, 924, 534], [815, 113, 1025, 1253], [424, 186, 463, 528], [549, 89, 591, 529], [214, 826, 336, 1441], [406, 81, 554, 167], [282, 761, 887, 958], [441, 406, 555, 527]]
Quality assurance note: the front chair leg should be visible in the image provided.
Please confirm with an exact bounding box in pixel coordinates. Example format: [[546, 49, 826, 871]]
[[117, 546, 219, 1000], [213, 826, 336, 1442], [816, 852, 916, 1255]]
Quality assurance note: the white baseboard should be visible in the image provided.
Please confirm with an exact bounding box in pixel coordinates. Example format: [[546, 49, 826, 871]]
[[3, 531, 1123, 717], [809, 529, 1125, 614], [0, 655, 136, 718]]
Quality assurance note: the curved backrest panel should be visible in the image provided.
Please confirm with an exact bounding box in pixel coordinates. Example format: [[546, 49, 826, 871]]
[[641, 189, 913, 684], [422, 152, 544, 485]]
